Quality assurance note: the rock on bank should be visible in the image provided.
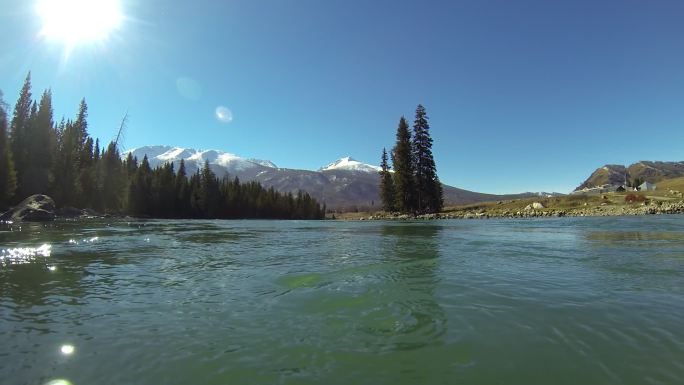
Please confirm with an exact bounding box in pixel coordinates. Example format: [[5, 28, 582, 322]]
[[0, 194, 56, 222]]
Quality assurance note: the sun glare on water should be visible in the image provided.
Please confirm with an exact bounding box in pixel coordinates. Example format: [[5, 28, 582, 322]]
[[36, 0, 123, 49]]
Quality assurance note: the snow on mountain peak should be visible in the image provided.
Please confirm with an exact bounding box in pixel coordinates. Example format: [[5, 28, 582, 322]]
[[123, 146, 278, 174], [123, 147, 382, 175], [320, 156, 382, 173], [157, 147, 194, 161], [248, 159, 278, 168]]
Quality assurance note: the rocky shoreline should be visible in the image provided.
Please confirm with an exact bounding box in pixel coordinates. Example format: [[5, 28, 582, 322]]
[[356, 201, 684, 220]]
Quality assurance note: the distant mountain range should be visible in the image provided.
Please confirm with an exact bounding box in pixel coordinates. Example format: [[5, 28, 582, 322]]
[[124, 145, 561, 209], [575, 161, 684, 191]]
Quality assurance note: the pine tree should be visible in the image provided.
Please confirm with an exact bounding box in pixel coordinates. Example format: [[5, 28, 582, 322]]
[[412, 104, 442, 213], [151, 162, 175, 217], [175, 159, 190, 217], [392, 116, 416, 213], [76, 137, 93, 207], [101, 142, 125, 212], [124, 153, 137, 178], [10, 73, 33, 201], [0, 91, 17, 207], [379, 147, 396, 212], [128, 155, 152, 215], [93, 138, 100, 162], [52, 119, 82, 206], [121, 152, 137, 210], [188, 171, 202, 217], [20, 89, 56, 196], [199, 160, 220, 218], [74, 99, 89, 151], [91, 139, 104, 211]]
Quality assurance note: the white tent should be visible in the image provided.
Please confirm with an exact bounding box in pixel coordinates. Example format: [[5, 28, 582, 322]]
[[639, 181, 656, 191]]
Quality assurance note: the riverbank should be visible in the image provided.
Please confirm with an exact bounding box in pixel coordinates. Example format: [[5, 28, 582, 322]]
[[335, 193, 684, 220]]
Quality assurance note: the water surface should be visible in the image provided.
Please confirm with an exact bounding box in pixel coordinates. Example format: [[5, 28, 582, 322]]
[[1, 217, 684, 385]]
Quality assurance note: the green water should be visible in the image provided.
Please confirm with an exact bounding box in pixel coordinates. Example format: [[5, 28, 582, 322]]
[[1, 217, 684, 385]]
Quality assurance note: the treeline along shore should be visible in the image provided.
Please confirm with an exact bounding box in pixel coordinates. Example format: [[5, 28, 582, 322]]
[[0, 73, 324, 220]]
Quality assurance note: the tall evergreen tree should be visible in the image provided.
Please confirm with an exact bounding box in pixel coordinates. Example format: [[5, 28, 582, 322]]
[[0, 91, 17, 207], [151, 162, 175, 217], [175, 159, 190, 217], [128, 155, 152, 215], [10, 73, 33, 201], [74, 99, 89, 151], [412, 104, 442, 213], [52, 119, 82, 206], [379, 147, 396, 212], [188, 171, 202, 216], [101, 142, 125, 212], [199, 160, 220, 218], [124, 153, 137, 178], [93, 138, 101, 162], [391, 116, 416, 213], [79, 137, 95, 206], [121, 152, 137, 210], [20, 89, 56, 197]]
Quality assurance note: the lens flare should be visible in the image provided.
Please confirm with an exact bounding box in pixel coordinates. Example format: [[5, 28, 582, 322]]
[[215, 106, 233, 123]]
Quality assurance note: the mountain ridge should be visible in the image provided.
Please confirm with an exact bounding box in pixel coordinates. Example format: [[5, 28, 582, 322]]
[[125, 145, 562, 210], [575, 161, 684, 191]]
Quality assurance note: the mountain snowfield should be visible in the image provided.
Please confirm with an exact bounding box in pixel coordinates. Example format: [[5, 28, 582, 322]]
[[123, 145, 556, 209], [124, 145, 379, 175], [319, 157, 382, 173], [124, 145, 280, 174]]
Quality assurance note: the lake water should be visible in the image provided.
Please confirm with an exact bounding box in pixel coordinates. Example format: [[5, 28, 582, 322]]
[[1, 217, 684, 385]]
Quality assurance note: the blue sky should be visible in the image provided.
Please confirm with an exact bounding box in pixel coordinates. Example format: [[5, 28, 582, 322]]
[[1, 0, 683, 194]]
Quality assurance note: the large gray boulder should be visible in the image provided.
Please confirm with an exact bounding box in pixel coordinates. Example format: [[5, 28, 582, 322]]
[[0, 194, 56, 222]]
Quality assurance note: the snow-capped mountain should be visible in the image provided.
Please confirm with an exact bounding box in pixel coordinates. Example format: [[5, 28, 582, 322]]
[[124, 145, 278, 176], [123, 145, 561, 209], [320, 157, 382, 173]]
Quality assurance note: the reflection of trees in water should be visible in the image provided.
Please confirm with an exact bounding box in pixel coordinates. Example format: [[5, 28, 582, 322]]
[[381, 223, 442, 257], [364, 223, 446, 351]]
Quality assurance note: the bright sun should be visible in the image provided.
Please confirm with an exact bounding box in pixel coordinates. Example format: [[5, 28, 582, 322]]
[[37, 0, 123, 48]]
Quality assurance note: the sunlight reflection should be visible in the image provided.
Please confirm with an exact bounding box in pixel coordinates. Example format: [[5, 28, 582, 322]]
[[60, 344, 75, 355], [0, 244, 51, 266], [67, 237, 99, 246], [45, 379, 72, 385]]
